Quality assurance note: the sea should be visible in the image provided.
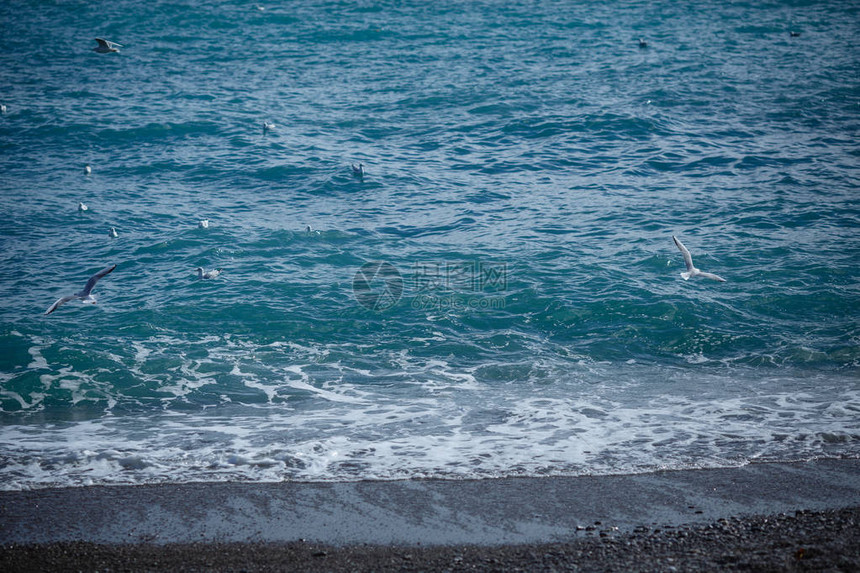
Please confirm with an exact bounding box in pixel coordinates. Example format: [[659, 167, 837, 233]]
[[0, 0, 858, 491]]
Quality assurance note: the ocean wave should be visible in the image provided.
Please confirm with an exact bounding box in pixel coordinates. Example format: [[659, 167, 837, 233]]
[[1, 0, 858, 489]]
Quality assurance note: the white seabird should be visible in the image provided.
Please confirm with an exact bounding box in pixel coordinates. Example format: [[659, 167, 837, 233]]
[[78, 202, 88, 212], [1, 104, 6, 114], [84, 164, 92, 175], [198, 219, 209, 229], [45, 264, 117, 315], [351, 163, 364, 179], [196, 267, 222, 279], [263, 121, 274, 133], [109, 227, 118, 238], [93, 38, 122, 53], [638, 38, 648, 48], [673, 235, 726, 282]]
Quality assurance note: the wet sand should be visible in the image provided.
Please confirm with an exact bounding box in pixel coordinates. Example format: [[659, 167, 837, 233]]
[[2, 459, 859, 571], [2, 507, 859, 571]]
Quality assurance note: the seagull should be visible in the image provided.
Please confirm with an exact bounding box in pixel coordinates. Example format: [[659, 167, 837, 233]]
[[93, 38, 122, 53], [638, 38, 648, 48], [790, 31, 801, 37], [45, 264, 117, 315], [1, 104, 6, 114], [351, 163, 364, 179], [263, 121, 274, 133], [198, 219, 209, 229], [109, 227, 118, 238], [196, 267, 222, 279], [78, 202, 88, 212], [84, 164, 92, 175], [673, 236, 726, 282]]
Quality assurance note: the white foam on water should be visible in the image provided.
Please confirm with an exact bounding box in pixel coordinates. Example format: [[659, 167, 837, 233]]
[[26, 339, 49, 370], [2, 333, 858, 490], [131, 341, 152, 365], [0, 387, 31, 410], [281, 366, 368, 404], [1, 369, 857, 490]]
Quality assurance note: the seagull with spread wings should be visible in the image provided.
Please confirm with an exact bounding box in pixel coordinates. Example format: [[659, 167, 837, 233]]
[[673, 236, 726, 282], [45, 264, 117, 315]]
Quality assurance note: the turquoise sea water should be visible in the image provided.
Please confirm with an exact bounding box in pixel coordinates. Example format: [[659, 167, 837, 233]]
[[0, 0, 858, 489]]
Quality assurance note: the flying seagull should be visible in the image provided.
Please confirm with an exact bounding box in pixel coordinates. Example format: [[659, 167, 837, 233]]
[[93, 38, 122, 53], [673, 236, 726, 282], [196, 267, 222, 279], [351, 163, 364, 179], [198, 219, 209, 229], [45, 264, 117, 315], [78, 202, 88, 212]]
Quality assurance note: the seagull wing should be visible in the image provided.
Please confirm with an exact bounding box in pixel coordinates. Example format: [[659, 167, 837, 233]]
[[45, 294, 78, 315], [698, 271, 727, 282], [672, 236, 695, 272], [78, 264, 117, 297], [94, 38, 122, 51]]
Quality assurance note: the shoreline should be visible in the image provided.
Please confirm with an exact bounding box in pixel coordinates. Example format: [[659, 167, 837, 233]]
[[3, 507, 859, 571], [2, 459, 859, 546], [2, 459, 859, 570]]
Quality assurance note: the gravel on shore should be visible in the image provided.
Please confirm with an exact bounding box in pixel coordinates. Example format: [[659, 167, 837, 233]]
[[3, 506, 858, 572]]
